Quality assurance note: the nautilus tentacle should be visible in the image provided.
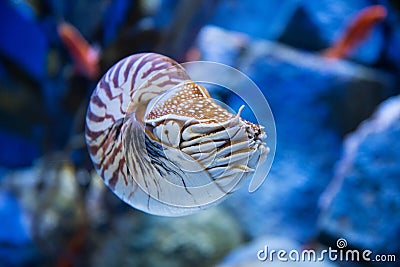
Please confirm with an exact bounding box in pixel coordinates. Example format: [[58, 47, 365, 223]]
[[85, 53, 269, 216]]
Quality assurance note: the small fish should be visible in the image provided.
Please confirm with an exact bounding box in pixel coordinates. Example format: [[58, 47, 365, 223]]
[[323, 5, 387, 59], [58, 22, 100, 79]]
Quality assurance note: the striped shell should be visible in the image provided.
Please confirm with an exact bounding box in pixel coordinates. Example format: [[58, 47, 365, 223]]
[[85, 53, 269, 216]]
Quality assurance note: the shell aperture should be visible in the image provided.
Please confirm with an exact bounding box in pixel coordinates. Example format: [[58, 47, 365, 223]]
[[85, 53, 274, 216]]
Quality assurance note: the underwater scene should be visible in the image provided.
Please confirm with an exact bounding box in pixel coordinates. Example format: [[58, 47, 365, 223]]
[[1, 0, 400, 266]]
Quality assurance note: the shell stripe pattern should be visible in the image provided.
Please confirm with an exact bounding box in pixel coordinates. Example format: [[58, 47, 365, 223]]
[[85, 53, 186, 191]]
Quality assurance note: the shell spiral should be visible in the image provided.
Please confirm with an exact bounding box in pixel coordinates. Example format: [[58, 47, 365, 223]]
[[85, 53, 269, 216]]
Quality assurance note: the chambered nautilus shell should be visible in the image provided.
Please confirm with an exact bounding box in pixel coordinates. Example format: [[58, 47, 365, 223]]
[[85, 53, 274, 216]]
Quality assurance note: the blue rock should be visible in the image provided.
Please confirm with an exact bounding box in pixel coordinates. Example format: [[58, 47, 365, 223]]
[[319, 95, 400, 258], [208, 0, 384, 64], [196, 26, 249, 66], [7, 0, 36, 20], [0, 130, 41, 168], [91, 207, 243, 267], [228, 40, 394, 242], [0, 192, 30, 245], [209, 0, 300, 40], [0, 190, 36, 266], [196, 26, 395, 242], [0, 0, 48, 80]]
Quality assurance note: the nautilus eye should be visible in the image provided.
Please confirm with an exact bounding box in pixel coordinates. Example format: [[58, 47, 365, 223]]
[[85, 53, 274, 216]]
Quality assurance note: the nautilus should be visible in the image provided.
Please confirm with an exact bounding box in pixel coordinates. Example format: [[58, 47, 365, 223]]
[[85, 53, 274, 216]]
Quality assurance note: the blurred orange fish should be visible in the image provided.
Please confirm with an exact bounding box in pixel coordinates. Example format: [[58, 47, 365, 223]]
[[58, 22, 100, 79], [324, 5, 387, 59]]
